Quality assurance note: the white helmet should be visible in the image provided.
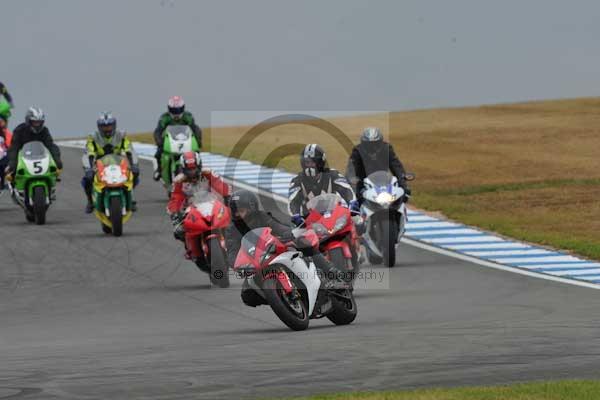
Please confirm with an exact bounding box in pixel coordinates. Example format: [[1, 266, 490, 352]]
[[168, 96, 185, 118]]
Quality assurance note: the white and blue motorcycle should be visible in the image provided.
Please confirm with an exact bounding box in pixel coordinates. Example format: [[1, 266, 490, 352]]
[[359, 171, 414, 267]]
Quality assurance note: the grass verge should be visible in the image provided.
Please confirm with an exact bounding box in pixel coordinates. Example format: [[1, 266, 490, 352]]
[[274, 380, 600, 400]]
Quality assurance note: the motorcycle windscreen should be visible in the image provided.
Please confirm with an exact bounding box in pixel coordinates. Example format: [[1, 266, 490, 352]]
[[21, 141, 49, 160], [165, 125, 192, 141], [234, 227, 271, 269], [365, 171, 394, 189], [98, 154, 127, 167], [191, 188, 224, 206], [305, 193, 343, 214]]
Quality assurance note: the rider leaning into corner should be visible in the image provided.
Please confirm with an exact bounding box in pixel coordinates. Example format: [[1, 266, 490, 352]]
[[0, 113, 13, 189], [82, 112, 140, 213], [152, 96, 202, 181], [348, 127, 411, 205], [6, 108, 63, 181], [226, 190, 350, 305], [167, 151, 230, 255]]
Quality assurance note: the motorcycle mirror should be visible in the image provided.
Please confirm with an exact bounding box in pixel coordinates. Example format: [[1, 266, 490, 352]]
[[404, 172, 416, 181]]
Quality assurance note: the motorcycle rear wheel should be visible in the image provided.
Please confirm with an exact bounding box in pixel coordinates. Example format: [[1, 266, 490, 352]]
[[327, 290, 357, 325]]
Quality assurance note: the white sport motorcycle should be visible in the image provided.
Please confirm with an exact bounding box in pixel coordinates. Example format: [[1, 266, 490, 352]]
[[233, 227, 357, 331], [360, 171, 414, 267]]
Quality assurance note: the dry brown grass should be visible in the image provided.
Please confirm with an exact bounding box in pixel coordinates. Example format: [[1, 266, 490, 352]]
[[131, 97, 600, 259]]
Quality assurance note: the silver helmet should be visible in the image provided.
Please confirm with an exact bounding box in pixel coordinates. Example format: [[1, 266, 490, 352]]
[[360, 127, 383, 143], [25, 107, 46, 133]]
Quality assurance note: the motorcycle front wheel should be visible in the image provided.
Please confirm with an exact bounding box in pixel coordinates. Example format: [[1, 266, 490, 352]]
[[380, 217, 398, 267], [208, 237, 230, 288], [263, 269, 309, 331], [109, 196, 123, 237], [32, 186, 47, 225], [327, 289, 357, 325]]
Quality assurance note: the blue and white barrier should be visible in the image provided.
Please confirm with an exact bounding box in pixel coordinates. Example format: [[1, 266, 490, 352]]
[[60, 140, 600, 289]]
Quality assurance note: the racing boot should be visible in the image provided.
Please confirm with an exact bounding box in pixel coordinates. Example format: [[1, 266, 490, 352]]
[[131, 191, 138, 212], [153, 154, 162, 181], [85, 195, 94, 214], [312, 253, 349, 290]]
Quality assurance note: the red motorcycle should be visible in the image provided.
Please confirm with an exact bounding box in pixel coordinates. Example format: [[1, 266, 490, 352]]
[[304, 193, 360, 283], [233, 227, 357, 331], [180, 189, 232, 287]]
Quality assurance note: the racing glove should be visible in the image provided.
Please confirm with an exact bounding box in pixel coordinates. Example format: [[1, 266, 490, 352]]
[[102, 144, 114, 155], [291, 214, 305, 227], [349, 200, 360, 215], [130, 165, 140, 177], [170, 211, 186, 225], [84, 168, 95, 181]]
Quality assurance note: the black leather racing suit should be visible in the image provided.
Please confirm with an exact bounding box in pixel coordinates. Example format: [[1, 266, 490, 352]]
[[288, 168, 356, 217], [349, 141, 407, 203], [8, 123, 62, 173]]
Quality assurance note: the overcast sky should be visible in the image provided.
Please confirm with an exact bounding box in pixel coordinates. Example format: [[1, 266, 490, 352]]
[[3, 0, 600, 137]]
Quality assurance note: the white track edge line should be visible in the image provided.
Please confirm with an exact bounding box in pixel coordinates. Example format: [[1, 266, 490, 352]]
[[401, 238, 600, 290]]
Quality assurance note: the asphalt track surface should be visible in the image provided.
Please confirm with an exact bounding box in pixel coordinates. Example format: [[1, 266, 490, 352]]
[[2, 148, 600, 399]]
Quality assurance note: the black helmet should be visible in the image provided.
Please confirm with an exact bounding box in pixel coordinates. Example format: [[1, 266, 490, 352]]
[[300, 144, 327, 177], [230, 190, 259, 218]]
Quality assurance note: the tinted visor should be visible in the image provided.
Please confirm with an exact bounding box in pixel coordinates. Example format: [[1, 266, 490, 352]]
[[30, 120, 44, 132], [183, 168, 199, 180], [100, 125, 115, 136], [302, 158, 317, 168], [169, 106, 185, 117]]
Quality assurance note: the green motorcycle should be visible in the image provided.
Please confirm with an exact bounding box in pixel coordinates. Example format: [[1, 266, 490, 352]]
[[156, 125, 200, 194], [10, 141, 59, 224], [0, 98, 11, 121]]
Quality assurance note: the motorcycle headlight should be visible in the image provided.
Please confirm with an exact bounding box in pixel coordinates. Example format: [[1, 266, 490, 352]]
[[197, 201, 215, 218], [333, 215, 348, 232], [236, 264, 255, 277], [102, 165, 126, 184], [375, 192, 395, 206], [312, 223, 328, 236]]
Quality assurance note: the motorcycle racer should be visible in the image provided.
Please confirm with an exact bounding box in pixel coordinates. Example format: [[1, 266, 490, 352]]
[[349, 127, 410, 205], [288, 144, 357, 225], [0, 81, 14, 107], [227, 190, 349, 301], [7, 107, 63, 178], [82, 112, 140, 213], [167, 151, 230, 242], [0, 114, 12, 188], [153, 96, 202, 180]]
